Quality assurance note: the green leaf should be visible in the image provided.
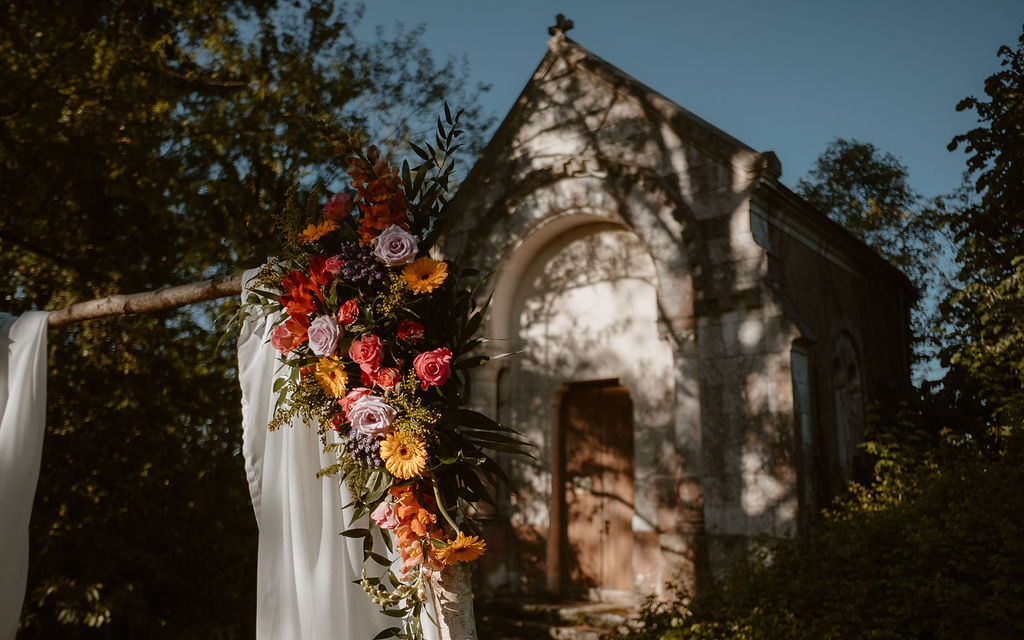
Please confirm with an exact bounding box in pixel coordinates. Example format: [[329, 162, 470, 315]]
[[367, 551, 391, 566], [457, 409, 502, 430], [401, 159, 412, 193], [249, 288, 281, 301], [409, 142, 430, 161]]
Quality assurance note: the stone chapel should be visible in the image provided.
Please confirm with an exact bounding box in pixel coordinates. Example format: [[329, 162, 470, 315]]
[[441, 22, 913, 604]]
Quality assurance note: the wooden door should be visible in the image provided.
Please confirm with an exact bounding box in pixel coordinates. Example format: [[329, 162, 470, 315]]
[[559, 381, 635, 600]]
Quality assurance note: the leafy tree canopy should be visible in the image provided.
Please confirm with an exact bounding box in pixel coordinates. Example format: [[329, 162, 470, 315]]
[[795, 138, 956, 374], [943, 24, 1024, 427], [0, 0, 491, 636]]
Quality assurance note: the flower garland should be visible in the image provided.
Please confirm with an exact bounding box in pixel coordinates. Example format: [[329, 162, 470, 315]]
[[243, 109, 530, 640]]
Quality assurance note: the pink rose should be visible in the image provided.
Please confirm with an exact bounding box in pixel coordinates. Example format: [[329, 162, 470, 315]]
[[348, 334, 383, 374], [324, 254, 345, 276], [371, 501, 400, 530], [413, 347, 452, 390], [339, 387, 372, 417], [270, 324, 299, 355], [347, 395, 396, 437], [371, 224, 419, 266], [307, 315, 340, 356], [323, 192, 354, 220]]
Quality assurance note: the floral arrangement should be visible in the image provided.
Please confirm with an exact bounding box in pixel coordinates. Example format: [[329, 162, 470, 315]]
[[242, 108, 529, 640]]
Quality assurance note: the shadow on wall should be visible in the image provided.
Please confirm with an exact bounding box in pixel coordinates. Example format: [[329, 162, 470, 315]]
[[446, 36, 803, 597]]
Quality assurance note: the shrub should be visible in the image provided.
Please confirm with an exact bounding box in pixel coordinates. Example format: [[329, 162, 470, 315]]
[[628, 431, 1024, 640]]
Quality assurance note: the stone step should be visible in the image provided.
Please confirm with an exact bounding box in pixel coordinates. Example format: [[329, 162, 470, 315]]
[[476, 599, 634, 640]]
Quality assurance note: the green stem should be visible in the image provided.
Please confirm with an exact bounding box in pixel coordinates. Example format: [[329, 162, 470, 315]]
[[431, 479, 460, 534]]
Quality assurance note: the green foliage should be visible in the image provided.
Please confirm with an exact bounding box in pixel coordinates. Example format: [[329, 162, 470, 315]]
[[795, 138, 956, 371], [1, 0, 490, 636], [942, 24, 1024, 427], [797, 139, 929, 273], [627, 429, 1024, 640]]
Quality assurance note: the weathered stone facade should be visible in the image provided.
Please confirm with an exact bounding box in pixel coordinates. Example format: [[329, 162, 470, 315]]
[[441, 29, 912, 604]]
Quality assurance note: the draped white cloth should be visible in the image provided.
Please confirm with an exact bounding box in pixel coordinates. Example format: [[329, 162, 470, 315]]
[[0, 312, 50, 640], [237, 271, 394, 640]]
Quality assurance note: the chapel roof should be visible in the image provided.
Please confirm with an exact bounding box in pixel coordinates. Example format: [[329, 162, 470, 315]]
[[452, 20, 915, 295], [462, 26, 763, 180]]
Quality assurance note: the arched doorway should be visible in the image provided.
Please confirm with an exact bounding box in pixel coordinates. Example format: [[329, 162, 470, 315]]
[[486, 216, 674, 600]]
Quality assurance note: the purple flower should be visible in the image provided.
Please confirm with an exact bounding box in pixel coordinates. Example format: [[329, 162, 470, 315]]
[[307, 315, 340, 356], [347, 395, 397, 437], [371, 225, 419, 267], [337, 242, 386, 285]]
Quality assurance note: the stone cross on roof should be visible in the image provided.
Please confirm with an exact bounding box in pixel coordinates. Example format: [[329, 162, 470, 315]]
[[547, 14, 574, 38]]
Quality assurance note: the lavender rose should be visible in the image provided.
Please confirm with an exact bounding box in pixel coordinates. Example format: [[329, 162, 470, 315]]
[[307, 315, 340, 356], [347, 395, 397, 437], [371, 225, 419, 267]]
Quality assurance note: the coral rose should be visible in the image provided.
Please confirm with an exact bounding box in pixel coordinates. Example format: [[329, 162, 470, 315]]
[[348, 334, 383, 374], [374, 367, 401, 392], [413, 347, 452, 390]]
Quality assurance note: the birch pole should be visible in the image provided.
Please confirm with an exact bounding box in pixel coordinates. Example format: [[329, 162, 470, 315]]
[[428, 564, 478, 640], [41, 272, 479, 640], [46, 273, 245, 328]]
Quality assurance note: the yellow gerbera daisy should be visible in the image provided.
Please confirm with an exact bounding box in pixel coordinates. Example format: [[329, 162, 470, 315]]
[[298, 219, 339, 244], [402, 257, 448, 294], [379, 431, 428, 479], [314, 357, 348, 398], [437, 531, 486, 566]]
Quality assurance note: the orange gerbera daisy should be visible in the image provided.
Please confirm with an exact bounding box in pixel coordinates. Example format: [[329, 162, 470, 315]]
[[298, 219, 339, 244], [402, 257, 448, 294], [314, 357, 348, 398], [379, 431, 428, 479], [437, 531, 486, 565]]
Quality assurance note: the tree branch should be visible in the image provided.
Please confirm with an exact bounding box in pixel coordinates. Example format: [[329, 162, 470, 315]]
[[47, 273, 244, 328]]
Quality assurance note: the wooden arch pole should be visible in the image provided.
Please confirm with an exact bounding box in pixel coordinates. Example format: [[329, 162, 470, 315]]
[[46, 273, 245, 328], [40, 271, 478, 640]]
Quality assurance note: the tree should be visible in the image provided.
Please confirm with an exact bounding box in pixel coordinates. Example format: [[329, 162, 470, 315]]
[[795, 138, 955, 375], [944, 23, 1024, 427], [0, 1, 490, 636]]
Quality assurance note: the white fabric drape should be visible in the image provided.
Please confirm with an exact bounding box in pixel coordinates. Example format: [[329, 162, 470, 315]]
[[0, 312, 50, 640], [237, 271, 392, 640]]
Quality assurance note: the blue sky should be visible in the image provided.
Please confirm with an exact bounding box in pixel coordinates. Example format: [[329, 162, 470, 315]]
[[357, 1, 1021, 199]]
